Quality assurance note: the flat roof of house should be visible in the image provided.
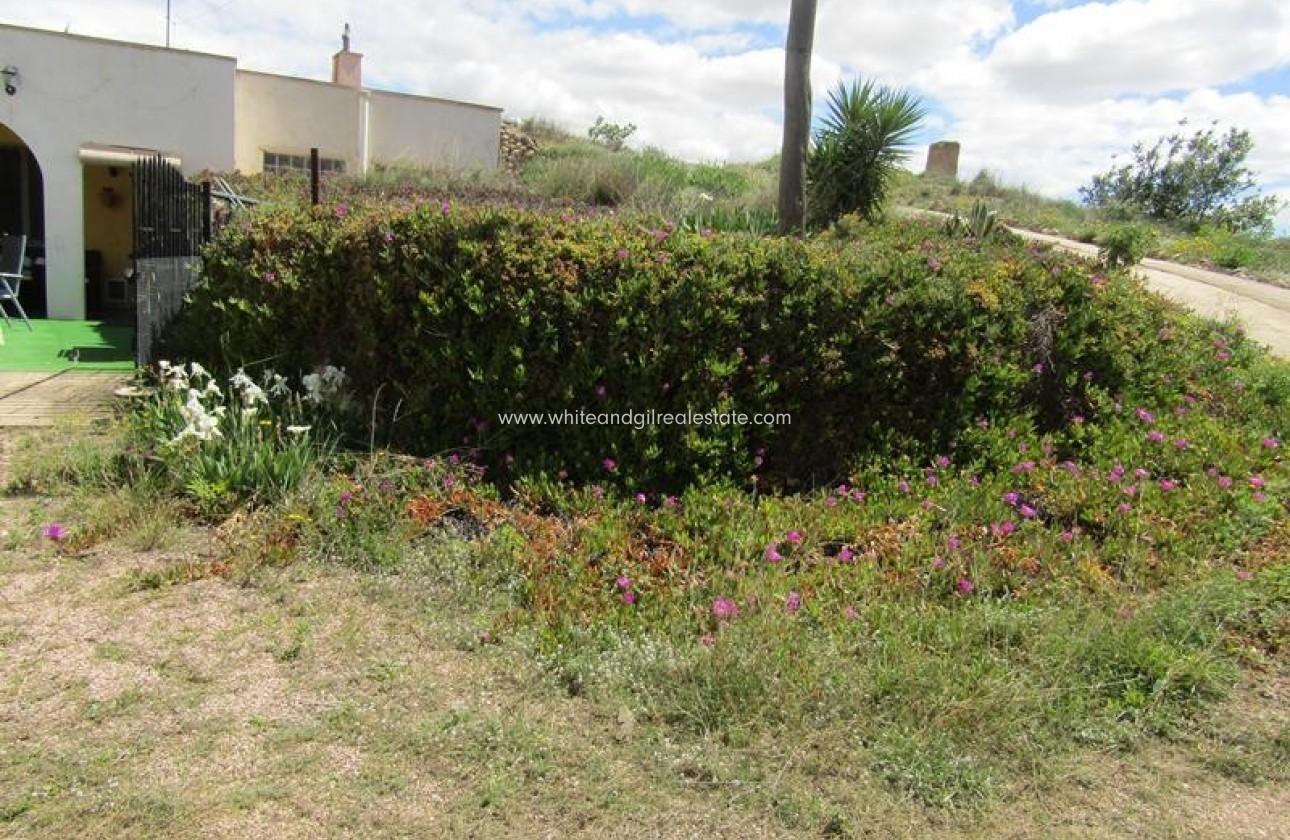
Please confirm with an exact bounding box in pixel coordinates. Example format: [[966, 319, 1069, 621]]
[[0, 21, 236, 63], [236, 69, 504, 114], [4, 22, 504, 115]]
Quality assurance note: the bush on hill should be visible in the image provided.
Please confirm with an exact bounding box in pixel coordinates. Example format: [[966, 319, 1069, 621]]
[[166, 204, 1252, 491]]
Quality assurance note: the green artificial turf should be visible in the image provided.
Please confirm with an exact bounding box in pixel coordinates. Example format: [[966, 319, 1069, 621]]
[[0, 318, 136, 371]]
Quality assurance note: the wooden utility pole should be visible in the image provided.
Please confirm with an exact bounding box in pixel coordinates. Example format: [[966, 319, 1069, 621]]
[[777, 0, 818, 235]]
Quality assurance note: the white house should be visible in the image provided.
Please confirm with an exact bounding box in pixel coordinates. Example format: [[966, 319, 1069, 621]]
[[0, 22, 503, 320]]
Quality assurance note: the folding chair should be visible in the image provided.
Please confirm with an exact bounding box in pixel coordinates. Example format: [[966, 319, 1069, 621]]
[[0, 233, 33, 331]]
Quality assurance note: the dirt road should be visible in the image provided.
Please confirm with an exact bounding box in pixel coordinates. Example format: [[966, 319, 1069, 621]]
[[1015, 230, 1290, 357]]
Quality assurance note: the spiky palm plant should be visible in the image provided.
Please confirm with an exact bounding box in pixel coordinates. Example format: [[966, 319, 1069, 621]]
[[807, 79, 928, 227]]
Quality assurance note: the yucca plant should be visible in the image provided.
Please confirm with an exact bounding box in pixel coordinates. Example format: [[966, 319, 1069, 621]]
[[807, 78, 927, 227]]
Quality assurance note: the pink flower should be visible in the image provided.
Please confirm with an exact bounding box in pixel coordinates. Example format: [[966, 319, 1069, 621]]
[[1135, 407, 1156, 425], [1254, 492, 1268, 503], [602, 458, 616, 472], [1173, 438, 1190, 450], [1019, 504, 1037, 519], [1250, 476, 1266, 489], [41, 523, 65, 541], [1117, 502, 1133, 513], [616, 575, 632, 590], [933, 557, 947, 569], [634, 492, 648, 504], [1263, 436, 1281, 449], [825, 497, 838, 508], [765, 544, 784, 563], [844, 606, 860, 621], [837, 546, 855, 563], [957, 578, 975, 595], [712, 597, 739, 619], [898, 480, 911, 494], [936, 455, 951, 469], [1159, 480, 1177, 492], [1060, 530, 1075, 543], [1003, 491, 1020, 506], [785, 591, 802, 614], [991, 521, 1016, 539], [616, 248, 630, 259], [785, 530, 803, 544], [947, 536, 962, 551], [1236, 569, 1254, 581], [1218, 475, 1233, 489], [1146, 431, 1166, 444], [700, 633, 716, 648]]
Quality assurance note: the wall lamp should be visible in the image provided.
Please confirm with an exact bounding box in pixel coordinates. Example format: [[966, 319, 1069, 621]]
[[1, 66, 18, 96]]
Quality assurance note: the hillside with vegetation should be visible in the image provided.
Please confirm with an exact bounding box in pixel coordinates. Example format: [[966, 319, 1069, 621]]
[[219, 115, 1290, 287], [3, 112, 1287, 838]]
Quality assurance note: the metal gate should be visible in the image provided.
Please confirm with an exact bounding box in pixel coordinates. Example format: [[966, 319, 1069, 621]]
[[133, 155, 211, 365]]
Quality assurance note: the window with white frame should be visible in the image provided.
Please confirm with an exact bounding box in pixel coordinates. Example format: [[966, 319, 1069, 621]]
[[263, 151, 346, 175]]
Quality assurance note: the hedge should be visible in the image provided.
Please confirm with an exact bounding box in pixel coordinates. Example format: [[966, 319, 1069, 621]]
[[164, 204, 1235, 490]]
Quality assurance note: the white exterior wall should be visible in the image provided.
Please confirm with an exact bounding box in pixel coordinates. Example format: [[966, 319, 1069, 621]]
[[369, 92, 501, 171], [0, 24, 234, 319], [234, 71, 360, 174]]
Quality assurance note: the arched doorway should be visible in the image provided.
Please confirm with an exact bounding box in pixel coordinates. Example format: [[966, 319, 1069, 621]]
[[0, 121, 46, 317]]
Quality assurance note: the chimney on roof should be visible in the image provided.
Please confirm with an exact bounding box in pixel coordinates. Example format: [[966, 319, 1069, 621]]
[[332, 23, 363, 89]]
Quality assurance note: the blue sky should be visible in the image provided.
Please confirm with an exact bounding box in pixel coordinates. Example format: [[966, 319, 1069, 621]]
[[5, 1, 1289, 229]]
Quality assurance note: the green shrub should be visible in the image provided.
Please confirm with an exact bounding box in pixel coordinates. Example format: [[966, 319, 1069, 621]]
[[1167, 226, 1262, 271], [167, 205, 1250, 491], [1098, 223, 1159, 269]]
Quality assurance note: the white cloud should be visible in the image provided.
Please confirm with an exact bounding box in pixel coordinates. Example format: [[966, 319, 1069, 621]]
[[987, 0, 1290, 102]]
